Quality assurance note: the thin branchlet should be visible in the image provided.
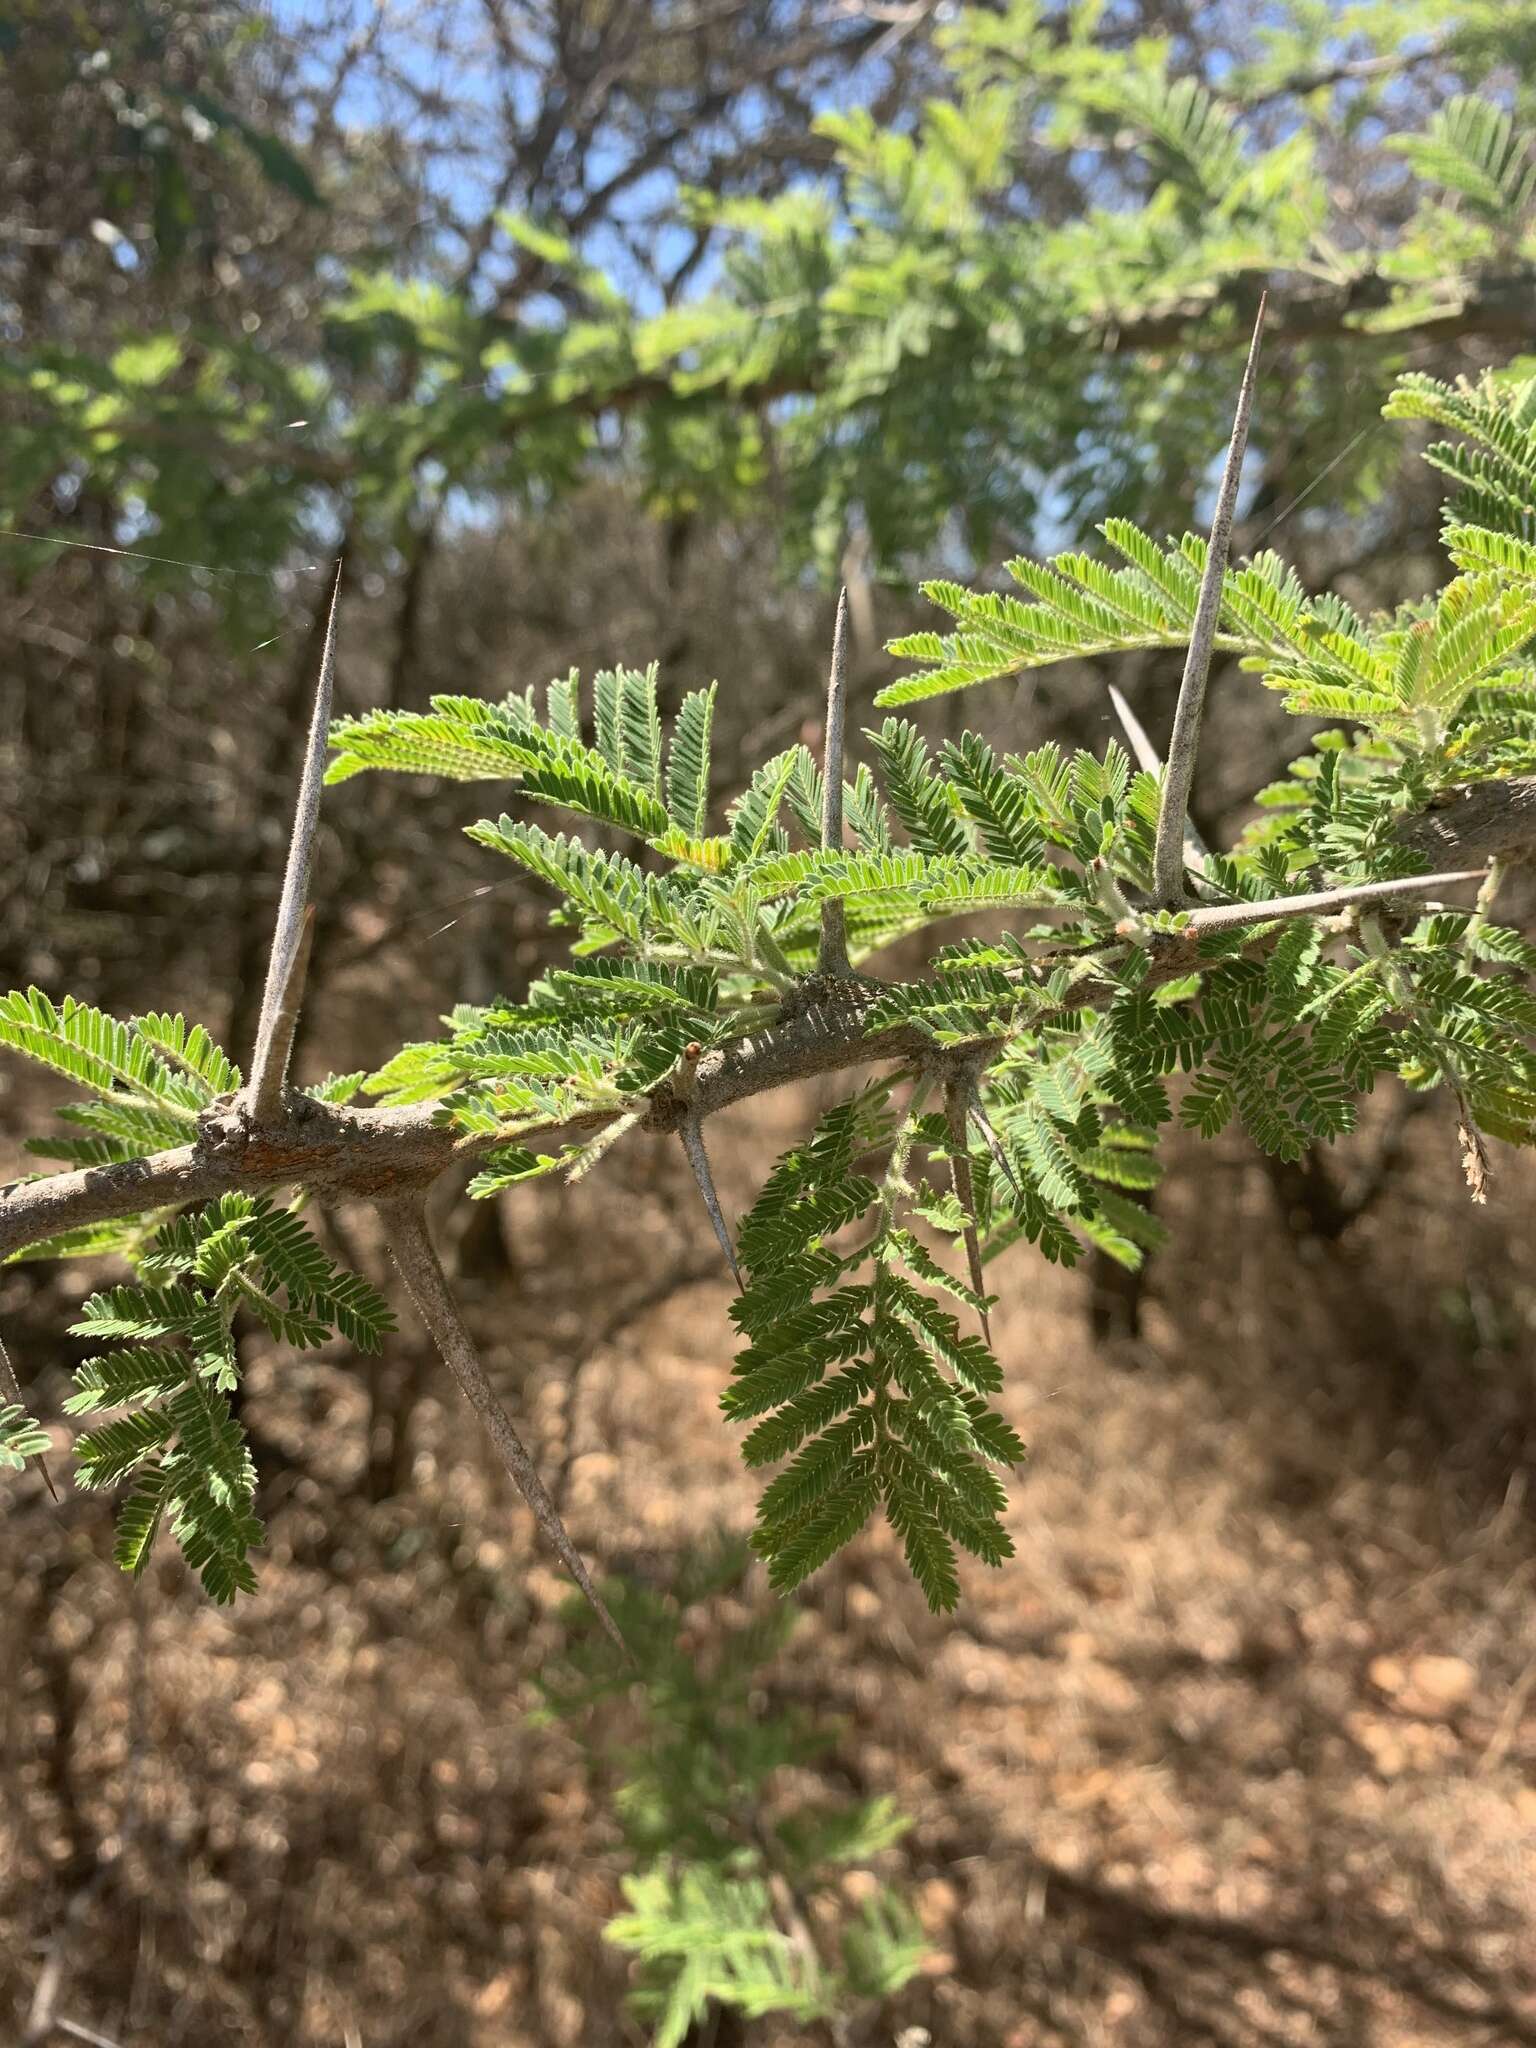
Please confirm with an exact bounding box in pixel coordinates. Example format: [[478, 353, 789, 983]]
[[1153, 300, 1266, 908], [680, 1115, 743, 1288], [1177, 867, 1485, 936], [817, 587, 854, 978], [379, 1196, 629, 1657], [247, 562, 342, 1120]]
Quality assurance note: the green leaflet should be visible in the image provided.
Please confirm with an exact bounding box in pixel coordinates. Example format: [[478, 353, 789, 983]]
[[61, 1196, 393, 1600], [867, 719, 971, 856], [665, 682, 717, 838], [728, 746, 805, 861], [535, 1549, 926, 2043], [466, 818, 657, 940], [0, 1402, 52, 1471], [0, 988, 207, 1112], [726, 1094, 1028, 1611]]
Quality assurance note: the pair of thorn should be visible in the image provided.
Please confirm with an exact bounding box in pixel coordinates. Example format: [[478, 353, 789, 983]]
[[242, 564, 851, 1645], [676, 586, 857, 1292], [232, 565, 629, 1656], [1115, 301, 1484, 932]]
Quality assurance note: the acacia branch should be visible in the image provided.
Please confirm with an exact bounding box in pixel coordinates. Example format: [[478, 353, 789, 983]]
[[32, 272, 1536, 500], [1, 778, 1531, 1272]]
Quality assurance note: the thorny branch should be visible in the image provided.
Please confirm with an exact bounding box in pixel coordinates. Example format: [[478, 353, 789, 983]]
[[0, 816, 1523, 1269], [3, 545, 1534, 1623]]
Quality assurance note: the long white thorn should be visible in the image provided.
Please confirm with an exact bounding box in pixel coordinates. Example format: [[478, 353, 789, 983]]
[[1107, 682, 1162, 780], [1153, 298, 1266, 909], [380, 1198, 629, 1659], [818, 587, 853, 978], [247, 561, 342, 1121], [1180, 868, 1485, 936], [680, 1115, 743, 1289]]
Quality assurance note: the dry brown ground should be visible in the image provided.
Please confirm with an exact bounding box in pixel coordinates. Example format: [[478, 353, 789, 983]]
[[4, 1041, 1536, 2048]]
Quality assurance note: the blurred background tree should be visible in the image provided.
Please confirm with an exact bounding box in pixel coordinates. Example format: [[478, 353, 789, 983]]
[[6, 7, 1536, 2044], [8, 0, 1536, 1039]]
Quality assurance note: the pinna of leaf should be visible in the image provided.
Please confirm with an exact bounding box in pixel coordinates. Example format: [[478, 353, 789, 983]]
[[5, 340, 1536, 1620]]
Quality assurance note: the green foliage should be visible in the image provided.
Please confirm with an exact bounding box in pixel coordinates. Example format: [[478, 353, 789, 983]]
[[14, 0, 1536, 599], [1391, 96, 1536, 233], [730, 1087, 1036, 1611], [535, 1543, 928, 2046], [10, 331, 1536, 1621], [309, 374, 1536, 1606], [0, 990, 236, 1112], [0, 988, 394, 1596], [61, 1191, 394, 1599], [1386, 366, 1536, 550]]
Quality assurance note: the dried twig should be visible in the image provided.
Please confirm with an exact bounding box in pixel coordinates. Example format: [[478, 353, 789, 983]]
[[1455, 1088, 1492, 1204], [817, 587, 854, 978], [246, 562, 342, 1120], [1152, 300, 1266, 907], [379, 1196, 629, 1657]]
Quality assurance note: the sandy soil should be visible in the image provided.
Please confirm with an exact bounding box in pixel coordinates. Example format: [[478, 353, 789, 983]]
[[3, 1059, 1536, 2048]]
